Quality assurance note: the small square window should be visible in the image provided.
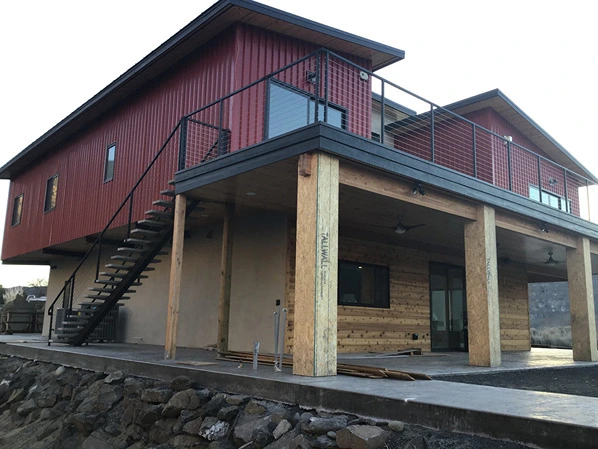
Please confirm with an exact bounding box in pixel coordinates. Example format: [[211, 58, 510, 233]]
[[338, 260, 390, 308], [44, 175, 59, 213], [104, 144, 116, 182], [11, 194, 23, 226]]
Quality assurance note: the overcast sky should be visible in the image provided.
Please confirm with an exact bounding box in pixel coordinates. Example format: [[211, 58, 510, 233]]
[[0, 0, 596, 287]]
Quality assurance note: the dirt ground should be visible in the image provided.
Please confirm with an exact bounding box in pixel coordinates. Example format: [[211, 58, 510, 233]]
[[434, 365, 598, 397]]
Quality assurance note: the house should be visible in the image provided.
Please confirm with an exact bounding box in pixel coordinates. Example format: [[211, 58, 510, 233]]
[[1, 0, 597, 377]]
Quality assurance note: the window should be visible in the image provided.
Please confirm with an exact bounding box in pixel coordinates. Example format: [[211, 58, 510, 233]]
[[104, 143, 116, 182], [338, 260, 390, 308], [267, 81, 345, 138], [529, 185, 571, 213], [44, 175, 59, 212], [11, 194, 23, 226]]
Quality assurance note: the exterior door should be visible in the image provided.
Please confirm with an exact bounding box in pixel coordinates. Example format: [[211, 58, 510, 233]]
[[429, 263, 468, 351]]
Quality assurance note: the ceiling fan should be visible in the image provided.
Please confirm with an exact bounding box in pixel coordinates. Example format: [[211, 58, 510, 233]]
[[544, 251, 560, 265], [372, 215, 426, 235]]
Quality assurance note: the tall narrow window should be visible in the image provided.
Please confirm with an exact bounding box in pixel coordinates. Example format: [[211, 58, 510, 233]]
[[11, 194, 23, 226], [44, 175, 59, 212], [104, 143, 116, 182]]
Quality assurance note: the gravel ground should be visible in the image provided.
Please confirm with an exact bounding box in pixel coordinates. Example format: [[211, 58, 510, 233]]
[[434, 365, 598, 397]]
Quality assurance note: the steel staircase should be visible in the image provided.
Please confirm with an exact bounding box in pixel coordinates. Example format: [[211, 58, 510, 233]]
[[52, 189, 199, 346]]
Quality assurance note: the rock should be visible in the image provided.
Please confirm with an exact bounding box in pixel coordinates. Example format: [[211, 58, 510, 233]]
[[35, 420, 60, 441], [182, 417, 203, 435], [245, 400, 267, 415], [170, 376, 195, 391], [172, 434, 204, 447], [162, 388, 201, 417], [149, 424, 171, 444], [77, 384, 123, 413], [16, 398, 37, 416], [123, 378, 145, 397], [104, 371, 125, 384], [200, 416, 230, 441], [336, 425, 390, 449], [388, 421, 405, 432], [306, 416, 348, 435], [196, 388, 213, 404], [327, 431, 336, 440], [226, 394, 249, 406], [39, 407, 60, 421], [234, 415, 271, 445], [297, 412, 315, 424], [198, 393, 227, 417], [141, 387, 173, 404], [82, 430, 114, 449], [402, 436, 428, 449], [289, 434, 314, 449], [36, 392, 58, 408], [134, 404, 163, 429], [104, 422, 121, 436], [4, 388, 26, 406], [314, 435, 337, 448], [253, 426, 275, 448], [273, 419, 292, 439], [209, 441, 237, 449], [55, 366, 66, 376], [264, 425, 301, 449], [69, 412, 103, 435], [217, 405, 240, 422]]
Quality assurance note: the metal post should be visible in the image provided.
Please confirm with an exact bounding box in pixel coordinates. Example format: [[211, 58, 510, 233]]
[[506, 141, 512, 191], [48, 307, 53, 346], [178, 118, 188, 170], [380, 81, 385, 145], [586, 179, 591, 221], [563, 170, 569, 213], [315, 53, 320, 123], [96, 236, 102, 281], [537, 156, 543, 204], [273, 300, 280, 372], [126, 192, 134, 240], [430, 105, 435, 163], [217, 100, 224, 156], [324, 51, 329, 124], [472, 124, 477, 178]]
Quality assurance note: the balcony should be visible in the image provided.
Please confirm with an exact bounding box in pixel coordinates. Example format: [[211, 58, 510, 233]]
[[177, 49, 595, 221]]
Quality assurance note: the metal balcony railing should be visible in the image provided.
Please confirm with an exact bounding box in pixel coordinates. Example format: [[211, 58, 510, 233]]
[[178, 49, 594, 220]]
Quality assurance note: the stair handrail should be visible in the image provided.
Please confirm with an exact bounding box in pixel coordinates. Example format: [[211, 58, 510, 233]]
[[47, 120, 183, 328]]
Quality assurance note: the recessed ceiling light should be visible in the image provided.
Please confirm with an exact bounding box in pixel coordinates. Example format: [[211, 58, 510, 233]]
[[246, 192, 257, 196]]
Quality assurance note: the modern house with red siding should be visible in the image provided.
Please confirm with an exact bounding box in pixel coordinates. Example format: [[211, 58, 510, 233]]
[[1, 0, 597, 376]]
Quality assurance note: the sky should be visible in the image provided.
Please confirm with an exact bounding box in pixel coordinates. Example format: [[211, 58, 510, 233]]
[[0, 0, 596, 287]]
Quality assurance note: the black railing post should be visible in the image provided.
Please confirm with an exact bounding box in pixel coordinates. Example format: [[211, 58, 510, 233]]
[[563, 169, 569, 213], [315, 52, 320, 123], [380, 81, 386, 145], [506, 140, 513, 191], [324, 51, 329, 123], [430, 105, 435, 163], [127, 192, 134, 239], [96, 236, 102, 281], [586, 179, 590, 220], [537, 155, 543, 204], [217, 100, 225, 157], [70, 277, 75, 310], [472, 124, 477, 178], [178, 117, 188, 170], [48, 306, 53, 346]]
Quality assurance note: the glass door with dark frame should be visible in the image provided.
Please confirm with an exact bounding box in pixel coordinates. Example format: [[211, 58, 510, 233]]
[[429, 263, 468, 351]]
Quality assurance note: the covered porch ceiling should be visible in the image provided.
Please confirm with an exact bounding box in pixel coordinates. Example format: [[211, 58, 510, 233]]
[[177, 154, 596, 281]]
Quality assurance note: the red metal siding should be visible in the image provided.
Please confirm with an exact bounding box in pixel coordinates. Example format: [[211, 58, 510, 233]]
[[3, 27, 238, 260]]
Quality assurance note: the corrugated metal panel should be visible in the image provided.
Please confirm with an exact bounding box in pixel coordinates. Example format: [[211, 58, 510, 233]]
[[2, 27, 238, 260]]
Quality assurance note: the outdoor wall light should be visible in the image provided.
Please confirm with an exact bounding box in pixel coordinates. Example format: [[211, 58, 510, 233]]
[[306, 71, 316, 84], [540, 222, 550, 233], [548, 178, 558, 186], [412, 182, 426, 196]]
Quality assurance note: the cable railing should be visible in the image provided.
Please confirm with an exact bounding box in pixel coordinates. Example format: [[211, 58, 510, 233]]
[[178, 48, 595, 220]]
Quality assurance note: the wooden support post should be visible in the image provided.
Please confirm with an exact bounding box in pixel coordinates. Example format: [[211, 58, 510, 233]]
[[165, 194, 186, 360], [294, 152, 339, 377], [217, 202, 235, 353], [464, 205, 501, 367], [566, 236, 598, 361]]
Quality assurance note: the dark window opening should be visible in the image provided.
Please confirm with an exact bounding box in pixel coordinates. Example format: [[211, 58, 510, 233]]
[[11, 194, 23, 226], [338, 260, 390, 308], [371, 132, 381, 142], [104, 143, 116, 182], [529, 185, 571, 213], [267, 81, 346, 138], [44, 175, 59, 213]]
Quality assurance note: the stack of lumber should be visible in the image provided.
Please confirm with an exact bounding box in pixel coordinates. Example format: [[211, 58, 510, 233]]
[[218, 351, 431, 381]]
